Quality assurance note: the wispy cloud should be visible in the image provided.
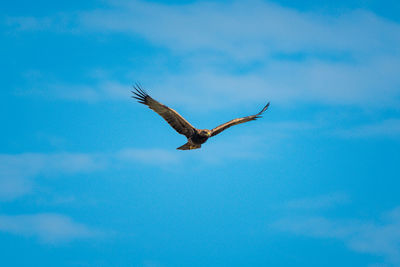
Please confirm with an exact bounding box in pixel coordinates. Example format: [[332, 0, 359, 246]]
[[117, 148, 181, 165], [0, 139, 269, 201], [25, 80, 132, 103], [273, 198, 400, 265], [0, 177, 32, 202], [283, 192, 350, 210], [6, 16, 55, 31], [0, 152, 105, 201], [0, 213, 99, 243], [5, 13, 79, 33], [115, 133, 273, 165], [7, 0, 400, 108], [77, 0, 400, 58], [335, 119, 400, 139], [7, 1, 400, 57], [0, 152, 105, 176]]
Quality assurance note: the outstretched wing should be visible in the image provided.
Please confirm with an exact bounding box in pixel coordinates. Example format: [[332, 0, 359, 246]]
[[132, 84, 196, 138], [210, 102, 270, 137]]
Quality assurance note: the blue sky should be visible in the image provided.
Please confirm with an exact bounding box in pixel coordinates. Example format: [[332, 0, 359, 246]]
[[1, 0, 400, 266]]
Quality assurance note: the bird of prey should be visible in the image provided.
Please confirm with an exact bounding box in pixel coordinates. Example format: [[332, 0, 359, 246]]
[[132, 84, 270, 150]]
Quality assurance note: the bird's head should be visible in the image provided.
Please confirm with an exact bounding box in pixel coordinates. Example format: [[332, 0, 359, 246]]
[[200, 129, 212, 137]]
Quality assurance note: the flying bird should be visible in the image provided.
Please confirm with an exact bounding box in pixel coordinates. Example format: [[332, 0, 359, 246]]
[[132, 84, 270, 150]]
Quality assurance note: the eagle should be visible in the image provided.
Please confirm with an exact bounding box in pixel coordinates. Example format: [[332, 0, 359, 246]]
[[132, 84, 270, 150]]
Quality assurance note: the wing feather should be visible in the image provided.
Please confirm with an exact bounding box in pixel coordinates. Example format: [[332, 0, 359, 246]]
[[132, 84, 195, 138], [210, 102, 270, 137]]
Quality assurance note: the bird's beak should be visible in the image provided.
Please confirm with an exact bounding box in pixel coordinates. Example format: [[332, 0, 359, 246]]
[[207, 132, 211, 137]]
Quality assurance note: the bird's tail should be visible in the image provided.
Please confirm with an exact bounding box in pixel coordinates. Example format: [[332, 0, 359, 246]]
[[177, 142, 201, 150]]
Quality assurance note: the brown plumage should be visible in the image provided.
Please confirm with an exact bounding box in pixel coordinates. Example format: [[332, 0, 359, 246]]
[[132, 84, 270, 150]]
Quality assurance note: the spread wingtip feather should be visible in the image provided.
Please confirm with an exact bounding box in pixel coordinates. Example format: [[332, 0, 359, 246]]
[[258, 102, 270, 115], [132, 84, 149, 104]]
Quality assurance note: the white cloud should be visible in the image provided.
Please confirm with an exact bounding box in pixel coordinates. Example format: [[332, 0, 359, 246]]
[[153, 57, 400, 110], [0, 177, 32, 201], [9, 0, 400, 109], [6, 16, 55, 31], [0, 213, 99, 243], [78, 0, 400, 58], [0, 152, 105, 201], [0, 139, 269, 201], [0, 152, 104, 176], [28, 80, 132, 102], [273, 205, 400, 265], [283, 192, 350, 210], [5, 13, 79, 33], [116, 133, 272, 166], [141, 260, 164, 267], [335, 119, 400, 138], [117, 148, 181, 165], [8, 0, 400, 60]]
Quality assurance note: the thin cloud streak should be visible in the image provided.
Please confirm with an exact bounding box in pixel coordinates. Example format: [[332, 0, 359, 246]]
[[283, 192, 350, 210], [117, 148, 181, 165], [27, 80, 132, 103], [7, 1, 400, 57], [154, 58, 400, 109], [78, 0, 400, 58], [0, 152, 106, 201], [0, 213, 100, 243], [0, 139, 269, 201], [335, 119, 400, 139], [273, 204, 400, 265], [6, 0, 400, 108]]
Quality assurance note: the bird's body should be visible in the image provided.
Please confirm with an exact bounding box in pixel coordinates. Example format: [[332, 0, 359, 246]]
[[177, 129, 211, 150], [132, 84, 269, 150]]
